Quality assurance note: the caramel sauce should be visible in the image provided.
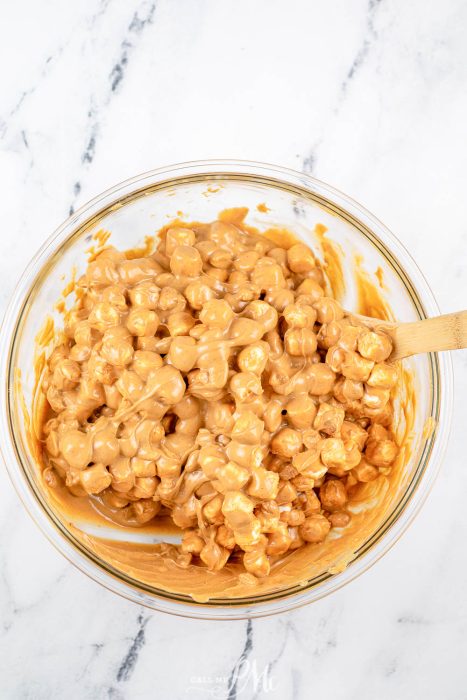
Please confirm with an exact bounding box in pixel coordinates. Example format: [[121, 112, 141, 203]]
[[24, 207, 416, 602], [354, 255, 394, 321], [218, 206, 248, 224], [314, 223, 346, 303], [125, 236, 155, 260], [262, 227, 300, 249]]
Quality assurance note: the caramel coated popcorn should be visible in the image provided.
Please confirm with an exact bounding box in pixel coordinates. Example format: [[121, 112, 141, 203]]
[[40, 213, 399, 578]]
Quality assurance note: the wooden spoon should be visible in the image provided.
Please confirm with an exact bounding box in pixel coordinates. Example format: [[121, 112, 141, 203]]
[[347, 310, 467, 362]]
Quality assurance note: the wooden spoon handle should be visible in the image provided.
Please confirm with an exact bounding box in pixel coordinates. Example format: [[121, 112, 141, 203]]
[[391, 311, 467, 360]]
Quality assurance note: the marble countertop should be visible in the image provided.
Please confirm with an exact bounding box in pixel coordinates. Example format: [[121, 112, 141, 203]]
[[1, 1, 466, 698]]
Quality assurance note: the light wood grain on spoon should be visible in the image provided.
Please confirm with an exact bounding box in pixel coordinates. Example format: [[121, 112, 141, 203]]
[[347, 310, 467, 362]]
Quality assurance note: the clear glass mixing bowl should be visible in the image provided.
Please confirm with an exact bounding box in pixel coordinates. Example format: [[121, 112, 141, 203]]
[[0, 160, 453, 619]]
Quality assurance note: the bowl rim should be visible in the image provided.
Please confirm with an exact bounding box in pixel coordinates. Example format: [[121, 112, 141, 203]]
[[0, 159, 454, 619]]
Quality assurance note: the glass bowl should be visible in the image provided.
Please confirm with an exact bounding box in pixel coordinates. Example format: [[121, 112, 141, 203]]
[[0, 160, 453, 619]]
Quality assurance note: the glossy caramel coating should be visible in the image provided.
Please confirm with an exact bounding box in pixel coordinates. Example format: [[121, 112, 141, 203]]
[[40, 213, 399, 577]]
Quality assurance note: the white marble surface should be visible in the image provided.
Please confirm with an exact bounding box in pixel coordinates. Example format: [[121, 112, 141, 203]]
[[1, 0, 466, 698]]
